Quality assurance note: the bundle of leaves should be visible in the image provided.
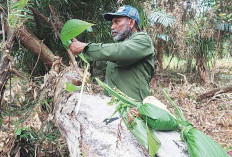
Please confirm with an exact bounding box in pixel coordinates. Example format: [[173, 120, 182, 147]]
[[96, 78, 228, 157]]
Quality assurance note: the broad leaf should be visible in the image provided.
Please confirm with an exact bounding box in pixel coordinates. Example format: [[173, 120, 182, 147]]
[[138, 103, 178, 131], [146, 121, 161, 156], [129, 118, 149, 149], [183, 127, 228, 157], [66, 82, 80, 92], [60, 19, 94, 48], [148, 11, 175, 27]]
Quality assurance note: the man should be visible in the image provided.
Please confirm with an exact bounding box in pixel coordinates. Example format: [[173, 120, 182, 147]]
[[69, 5, 155, 101]]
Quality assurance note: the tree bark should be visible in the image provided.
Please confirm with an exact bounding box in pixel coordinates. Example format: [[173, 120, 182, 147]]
[[30, 6, 79, 69], [17, 25, 56, 67], [0, 23, 16, 114], [48, 67, 189, 157], [197, 85, 232, 102], [156, 39, 164, 71], [197, 58, 210, 85]]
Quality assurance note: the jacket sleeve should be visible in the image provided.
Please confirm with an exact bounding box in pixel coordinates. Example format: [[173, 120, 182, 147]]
[[83, 33, 154, 66]]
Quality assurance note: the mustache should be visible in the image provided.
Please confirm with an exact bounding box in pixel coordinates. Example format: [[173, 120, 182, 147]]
[[111, 30, 118, 34]]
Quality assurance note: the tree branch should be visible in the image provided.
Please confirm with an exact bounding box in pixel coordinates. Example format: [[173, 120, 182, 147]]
[[30, 6, 79, 69], [197, 85, 232, 101]]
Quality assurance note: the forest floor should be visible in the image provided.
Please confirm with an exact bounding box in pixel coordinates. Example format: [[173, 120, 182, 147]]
[[151, 57, 232, 150]]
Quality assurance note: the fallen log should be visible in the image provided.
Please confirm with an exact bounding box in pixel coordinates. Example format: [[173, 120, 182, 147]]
[[51, 68, 189, 157], [197, 84, 232, 102]]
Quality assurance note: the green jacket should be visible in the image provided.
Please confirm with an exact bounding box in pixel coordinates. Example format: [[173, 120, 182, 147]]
[[83, 31, 155, 101]]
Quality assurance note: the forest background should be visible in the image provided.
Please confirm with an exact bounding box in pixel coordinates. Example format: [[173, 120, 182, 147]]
[[0, 0, 231, 156]]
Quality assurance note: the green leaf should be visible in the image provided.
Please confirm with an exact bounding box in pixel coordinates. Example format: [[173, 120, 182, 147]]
[[15, 128, 22, 136], [65, 82, 81, 92], [138, 103, 178, 131], [162, 89, 186, 121], [0, 118, 3, 127], [129, 118, 149, 149], [148, 11, 175, 27], [96, 78, 141, 107], [146, 121, 161, 156], [183, 127, 228, 157], [78, 53, 89, 64], [19, 0, 30, 10], [60, 19, 94, 48]]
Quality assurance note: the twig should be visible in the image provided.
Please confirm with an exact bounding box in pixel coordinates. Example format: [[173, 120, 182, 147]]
[[29, 40, 42, 81], [73, 63, 90, 115], [8, 69, 12, 128], [177, 73, 188, 86], [116, 118, 124, 148]]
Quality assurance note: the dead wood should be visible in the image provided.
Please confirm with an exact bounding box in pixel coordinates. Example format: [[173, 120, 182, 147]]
[[0, 24, 16, 114], [42, 66, 188, 157], [16, 25, 56, 66], [30, 6, 79, 69], [197, 58, 210, 85], [197, 85, 232, 102]]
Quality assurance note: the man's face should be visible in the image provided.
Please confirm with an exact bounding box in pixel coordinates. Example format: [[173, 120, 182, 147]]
[[111, 16, 132, 42]]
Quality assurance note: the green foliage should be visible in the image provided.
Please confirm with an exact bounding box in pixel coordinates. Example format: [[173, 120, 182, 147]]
[[183, 126, 228, 157], [97, 78, 228, 157], [60, 19, 94, 48], [163, 89, 228, 157], [138, 103, 178, 131], [146, 122, 161, 156], [96, 78, 161, 155], [13, 120, 66, 156], [0, 118, 2, 127], [95, 78, 140, 107], [148, 11, 175, 27], [8, 0, 32, 27], [65, 82, 80, 92]]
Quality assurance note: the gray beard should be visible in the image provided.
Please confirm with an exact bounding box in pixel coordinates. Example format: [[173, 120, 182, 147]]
[[112, 26, 132, 42]]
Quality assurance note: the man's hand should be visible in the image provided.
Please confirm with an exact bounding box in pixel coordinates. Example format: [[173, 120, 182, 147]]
[[69, 38, 87, 55]]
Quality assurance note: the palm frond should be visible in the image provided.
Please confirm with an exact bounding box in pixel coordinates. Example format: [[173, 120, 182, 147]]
[[215, 22, 232, 33], [148, 11, 175, 27], [156, 34, 171, 42]]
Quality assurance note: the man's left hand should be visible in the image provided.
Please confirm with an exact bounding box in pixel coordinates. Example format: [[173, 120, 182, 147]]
[[69, 38, 87, 55]]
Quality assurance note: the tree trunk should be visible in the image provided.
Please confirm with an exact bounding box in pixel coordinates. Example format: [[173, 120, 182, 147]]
[[197, 58, 210, 85], [48, 67, 189, 157], [156, 39, 164, 71]]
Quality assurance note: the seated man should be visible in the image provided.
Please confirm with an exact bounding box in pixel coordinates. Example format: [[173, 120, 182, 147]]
[[69, 5, 155, 101]]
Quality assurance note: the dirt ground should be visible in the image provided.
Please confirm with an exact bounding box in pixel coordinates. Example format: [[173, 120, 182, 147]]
[[151, 67, 232, 150]]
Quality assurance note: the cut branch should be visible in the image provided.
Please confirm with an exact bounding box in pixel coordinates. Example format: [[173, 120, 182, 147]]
[[197, 85, 232, 101], [17, 25, 56, 67], [30, 6, 79, 69]]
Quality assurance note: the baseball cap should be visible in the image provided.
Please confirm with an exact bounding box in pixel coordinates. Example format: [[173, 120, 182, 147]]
[[104, 5, 140, 24]]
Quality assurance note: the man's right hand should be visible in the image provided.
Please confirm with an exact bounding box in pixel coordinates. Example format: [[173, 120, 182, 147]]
[[69, 38, 87, 55]]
